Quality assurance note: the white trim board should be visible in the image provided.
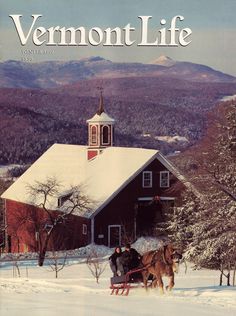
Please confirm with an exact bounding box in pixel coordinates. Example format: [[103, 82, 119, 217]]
[[138, 197, 175, 201], [108, 225, 121, 248]]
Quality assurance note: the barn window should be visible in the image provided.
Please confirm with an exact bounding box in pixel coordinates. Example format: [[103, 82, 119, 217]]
[[90, 125, 97, 144], [102, 125, 110, 145], [82, 224, 87, 235], [58, 193, 72, 207], [142, 171, 152, 188], [160, 171, 170, 188]]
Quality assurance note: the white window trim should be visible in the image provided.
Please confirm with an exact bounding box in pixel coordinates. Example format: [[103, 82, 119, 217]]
[[108, 225, 121, 248], [138, 197, 175, 201], [82, 224, 87, 235], [142, 171, 153, 188], [35, 231, 39, 241], [57, 192, 72, 208], [90, 125, 98, 145], [160, 171, 170, 188]]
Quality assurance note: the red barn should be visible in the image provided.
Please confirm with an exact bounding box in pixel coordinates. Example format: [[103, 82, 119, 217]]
[[1, 92, 189, 252]]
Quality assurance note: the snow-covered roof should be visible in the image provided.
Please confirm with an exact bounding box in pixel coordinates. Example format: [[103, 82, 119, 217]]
[[86, 112, 115, 124], [1, 144, 189, 218]]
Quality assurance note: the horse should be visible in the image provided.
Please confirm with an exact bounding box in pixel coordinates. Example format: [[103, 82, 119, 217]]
[[141, 244, 182, 294]]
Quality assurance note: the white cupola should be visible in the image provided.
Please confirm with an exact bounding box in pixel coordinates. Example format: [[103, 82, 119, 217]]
[[86, 90, 115, 160]]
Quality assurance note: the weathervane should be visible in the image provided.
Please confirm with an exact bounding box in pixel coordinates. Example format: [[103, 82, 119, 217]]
[[96, 86, 105, 115]]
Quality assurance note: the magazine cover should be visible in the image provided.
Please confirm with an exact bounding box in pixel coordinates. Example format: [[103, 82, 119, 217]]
[[0, 0, 236, 315]]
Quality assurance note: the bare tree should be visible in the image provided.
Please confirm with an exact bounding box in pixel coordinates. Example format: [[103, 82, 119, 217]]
[[86, 248, 107, 284], [3, 253, 24, 278], [10, 254, 21, 277], [27, 177, 91, 266], [121, 221, 135, 245], [48, 251, 68, 278], [0, 222, 7, 256]]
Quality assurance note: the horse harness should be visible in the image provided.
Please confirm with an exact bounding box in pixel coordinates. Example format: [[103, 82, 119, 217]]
[[144, 246, 182, 270]]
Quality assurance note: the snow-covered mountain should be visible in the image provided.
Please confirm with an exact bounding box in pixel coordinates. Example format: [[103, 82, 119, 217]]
[[149, 55, 177, 67], [0, 56, 235, 89]]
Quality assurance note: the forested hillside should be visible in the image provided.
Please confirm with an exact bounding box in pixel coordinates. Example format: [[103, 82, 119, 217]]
[[1, 58, 236, 164]]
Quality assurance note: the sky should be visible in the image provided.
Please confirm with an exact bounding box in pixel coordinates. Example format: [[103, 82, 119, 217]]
[[0, 0, 236, 76]]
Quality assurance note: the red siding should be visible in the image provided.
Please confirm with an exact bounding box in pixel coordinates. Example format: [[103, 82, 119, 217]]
[[94, 158, 185, 246], [4, 158, 185, 251], [87, 149, 98, 160], [5, 200, 90, 253]]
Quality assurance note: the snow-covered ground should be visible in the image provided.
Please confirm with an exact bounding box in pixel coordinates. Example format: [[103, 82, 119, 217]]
[[155, 135, 189, 144], [1, 256, 236, 316], [0, 164, 22, 179], [141, 134, 189, 144], [0, 165, 12, 178]]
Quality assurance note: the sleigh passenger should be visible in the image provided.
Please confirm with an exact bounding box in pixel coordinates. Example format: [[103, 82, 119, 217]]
[[109, 246, 122, 277], [117, 243, 141, 275]]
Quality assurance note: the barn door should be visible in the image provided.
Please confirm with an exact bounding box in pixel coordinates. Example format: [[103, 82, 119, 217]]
[[108, 225, 121, 248]]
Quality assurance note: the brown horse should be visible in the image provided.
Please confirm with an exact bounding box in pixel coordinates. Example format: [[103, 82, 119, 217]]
[[141, 244, 182, 294]]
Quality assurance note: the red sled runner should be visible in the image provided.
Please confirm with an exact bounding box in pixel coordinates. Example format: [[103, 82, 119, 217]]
[[110, 266, 151, 296]]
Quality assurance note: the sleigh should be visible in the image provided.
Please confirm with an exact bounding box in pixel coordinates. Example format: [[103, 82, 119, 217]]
[[110, 266, 151, 296], [110, 245, 182, 296]]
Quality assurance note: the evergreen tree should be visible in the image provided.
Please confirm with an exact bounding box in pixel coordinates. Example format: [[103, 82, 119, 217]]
[[165, 101, 236, 285]]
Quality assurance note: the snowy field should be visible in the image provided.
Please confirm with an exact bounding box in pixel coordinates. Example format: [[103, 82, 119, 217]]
[[1, 257, 236, 316]]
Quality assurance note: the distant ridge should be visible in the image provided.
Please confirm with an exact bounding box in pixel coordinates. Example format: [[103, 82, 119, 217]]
[[0, 56, 235, 89]]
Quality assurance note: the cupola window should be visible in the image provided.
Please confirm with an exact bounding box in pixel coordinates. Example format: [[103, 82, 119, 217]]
[[102, 125, 110, 145], [91, 125, 97, 145]]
